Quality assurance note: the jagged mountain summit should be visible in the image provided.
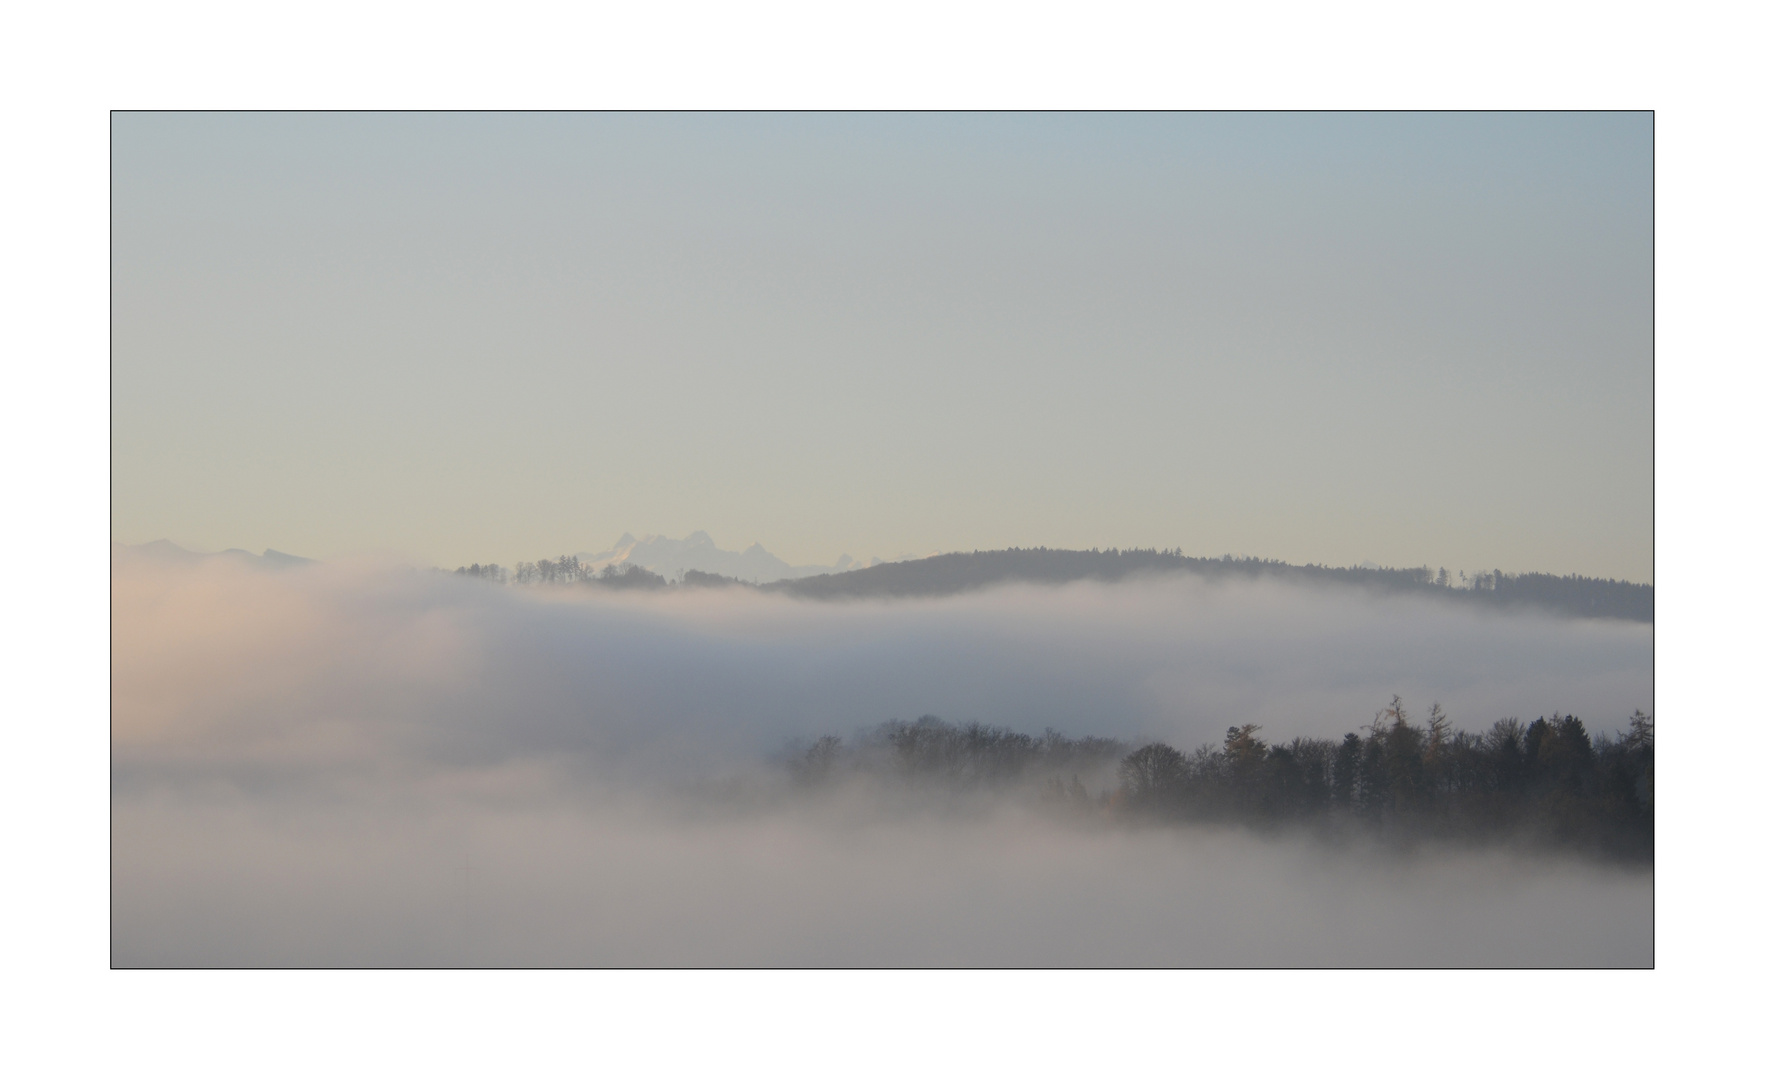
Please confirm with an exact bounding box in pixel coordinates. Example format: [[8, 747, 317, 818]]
[[573, 531, 886, 584]]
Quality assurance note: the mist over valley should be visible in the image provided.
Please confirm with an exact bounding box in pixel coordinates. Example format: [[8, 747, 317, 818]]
[[112, 540, 1653, 966]]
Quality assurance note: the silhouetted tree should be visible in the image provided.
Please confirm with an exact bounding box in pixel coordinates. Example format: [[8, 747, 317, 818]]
[[1119, 743, 1185, 810], [791, 735, 843, 786]]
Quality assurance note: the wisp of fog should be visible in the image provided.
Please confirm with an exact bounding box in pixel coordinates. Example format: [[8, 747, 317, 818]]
[[112, 549, 1653, 966]]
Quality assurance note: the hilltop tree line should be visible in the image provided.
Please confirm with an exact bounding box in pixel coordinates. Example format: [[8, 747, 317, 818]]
[[768, 548, 1653, 623], [789, 701, 1654, 861]]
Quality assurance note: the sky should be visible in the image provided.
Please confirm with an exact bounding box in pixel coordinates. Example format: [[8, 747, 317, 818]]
[[112, 112, 1654, 581]]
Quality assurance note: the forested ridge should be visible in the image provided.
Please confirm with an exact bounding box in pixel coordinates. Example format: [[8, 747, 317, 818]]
[[767, 548, 1653, 622], [452, 547, 1653, 622], [788, 700, 1655, 862]]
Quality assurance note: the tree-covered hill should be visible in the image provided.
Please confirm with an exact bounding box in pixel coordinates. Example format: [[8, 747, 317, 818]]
[[763, 547, 1653, 623]]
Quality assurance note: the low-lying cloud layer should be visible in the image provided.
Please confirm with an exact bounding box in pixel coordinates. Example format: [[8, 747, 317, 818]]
[[112, 552, 1654, 966]]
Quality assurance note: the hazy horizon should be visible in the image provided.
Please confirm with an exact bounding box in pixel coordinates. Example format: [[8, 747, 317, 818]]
[[116, 528, 1655, 587]]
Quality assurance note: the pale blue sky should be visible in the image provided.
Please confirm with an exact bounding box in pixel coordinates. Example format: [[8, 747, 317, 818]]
[[112, 112, 1652, 580]]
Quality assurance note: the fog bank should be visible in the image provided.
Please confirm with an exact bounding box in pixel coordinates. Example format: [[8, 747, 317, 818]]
[[112, 553, 1654, 965], [113, 553, 1653, 779]]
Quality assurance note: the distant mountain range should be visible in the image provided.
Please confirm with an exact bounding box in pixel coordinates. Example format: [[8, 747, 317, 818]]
[[573, 531, 890, 585], [112, 540, 313, 568], [112, 533, 884, 585]]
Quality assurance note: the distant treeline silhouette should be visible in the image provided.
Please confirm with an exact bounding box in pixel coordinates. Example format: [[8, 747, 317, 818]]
[[789, 720, 1131, 791], [790, 701, 1654, 861], [454, 558, 667, 589], [455, 547, 1651, 622]]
